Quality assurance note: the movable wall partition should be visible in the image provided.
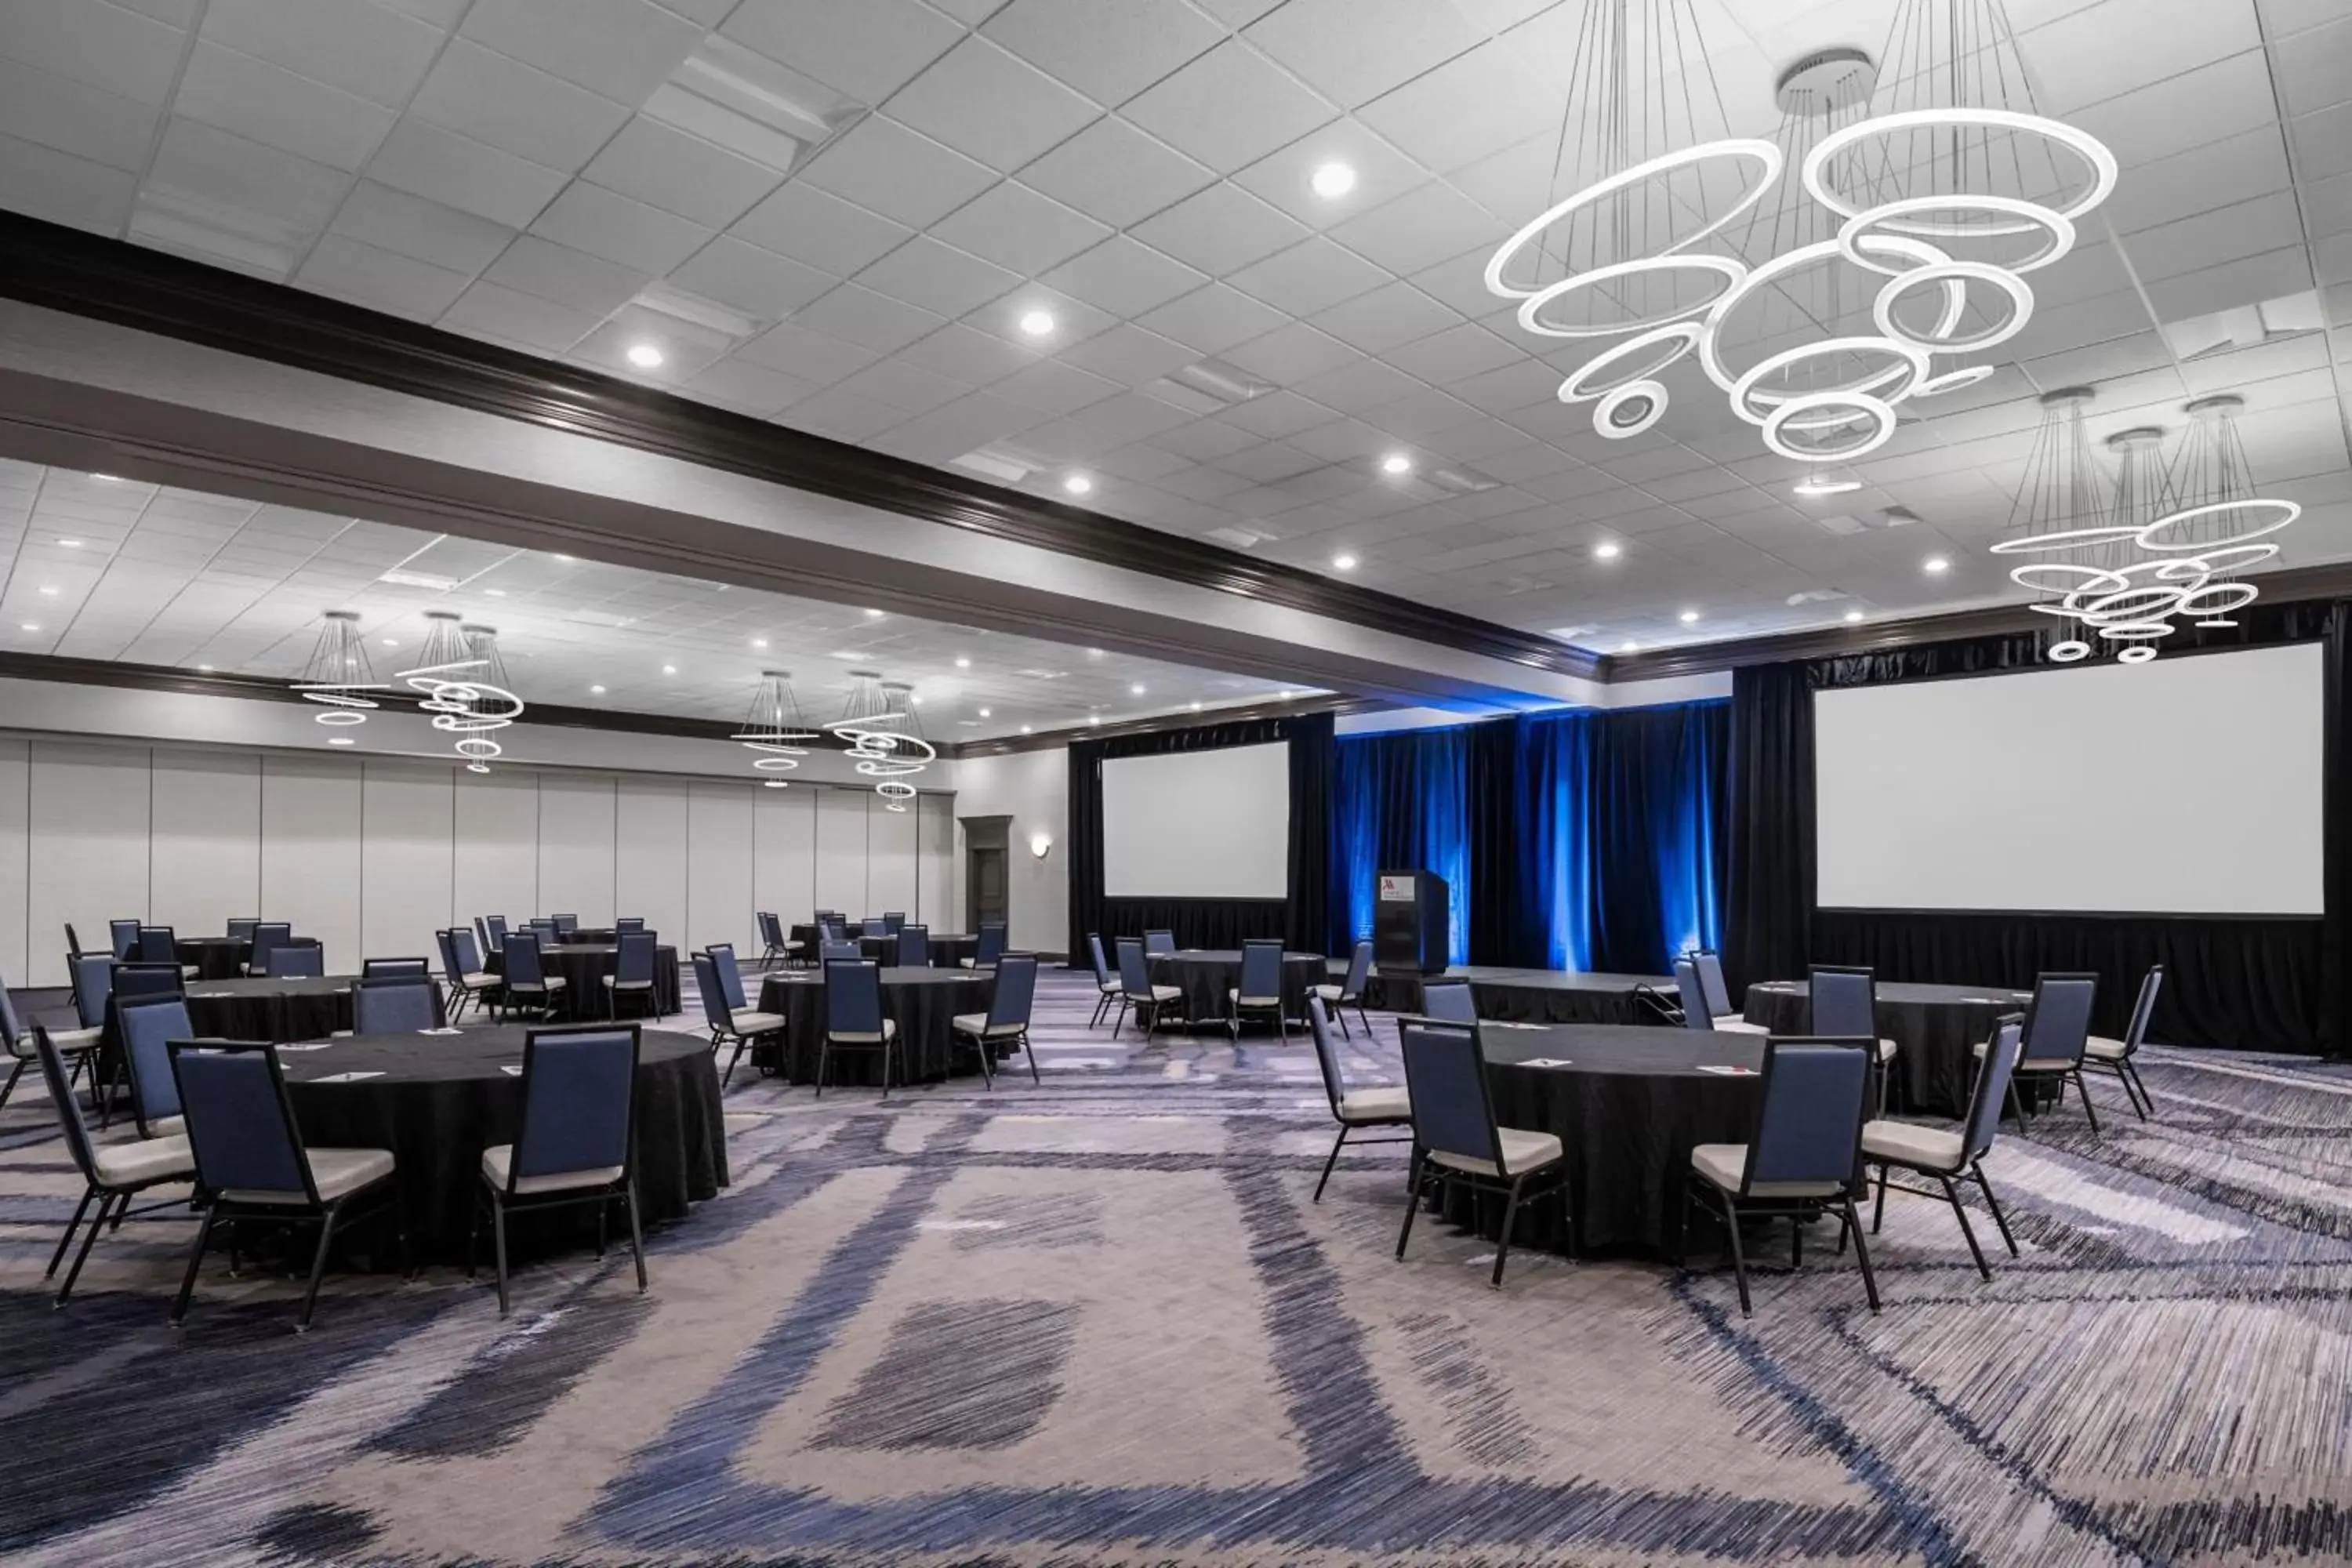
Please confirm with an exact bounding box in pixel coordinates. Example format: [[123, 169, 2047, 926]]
[[0, 737, 956, 986]]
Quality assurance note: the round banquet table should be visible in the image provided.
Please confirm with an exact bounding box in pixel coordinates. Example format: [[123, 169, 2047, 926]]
[[1432, 1024, 1768, 1257], [757, 967, 994, 1086], [174, 936, 252, 982], [488, 943, 681, 1018], [276, 1025, 727, 1252], [1740, 979, 2032, 1116], [183, 975, 451, 1043], [1152, 949, 1326, 1028], [550, 927, 620, 946], [925, 933, 981, 968]]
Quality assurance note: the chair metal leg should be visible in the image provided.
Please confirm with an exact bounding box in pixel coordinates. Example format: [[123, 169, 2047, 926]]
[[815, 1040, 829, 1099], [1871, 1163, 1889, 1235], [466, 1191, 481, 1278], [492, 1196, 512, 1318], [1334, 1006, 1351, 1041], [1022, 1028, 1040, 1087], [625, 1179, 648, 1293], [1719, 1190, 1752, 1316], [1791, 1213, 1802, 1269], [0, 1057, 24, 1112], [1491, 1177, 1523, 1289], [2071, 1069, 2101, 1137], [47, 1184, 97, 1279], [2125, 1059, 2154, 1118], [1973, 1161, 2019, 1255], [2006, 1076, 2031, 1130], [1394, 1146, 1426, 1259], [56, 1189, 120, 1307], [1939, 1173, 1991, 1279], [170, 1204, 219, 1326], [1313, 1125, 1349, 1203], [296, 1204, 340, 1331], [1844, 1198, 1881, 1312]]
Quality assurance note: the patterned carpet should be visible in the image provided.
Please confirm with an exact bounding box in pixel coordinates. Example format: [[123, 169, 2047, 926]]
[[7, 968, 2352, 1566]]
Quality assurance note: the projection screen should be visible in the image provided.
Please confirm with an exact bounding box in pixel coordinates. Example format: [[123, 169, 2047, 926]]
[[1102, 743, 1290, 898], [1813, 643, 2324, 915]]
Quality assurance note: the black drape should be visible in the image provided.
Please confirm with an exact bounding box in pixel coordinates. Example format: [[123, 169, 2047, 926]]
[[1467, 717, 1537, 967], [1724, 601, 2350, 1054], [1067, 713, 1332, 957]]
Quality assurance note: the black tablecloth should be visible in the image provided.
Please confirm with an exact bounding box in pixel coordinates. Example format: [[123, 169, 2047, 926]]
[[278, 1025, 726, 1251], [1152, 950, 1325, 1026], [1741, 979, 2030, 1116], [553, 927, 620, 946], [182, 976, 447, 1043], [1446, 1024, 1766, 1256], [757, 967, 994, 1085], [488, 945, 680, 1018], [1364, 969, 1671, 1026], [174, 936, 251, 982]]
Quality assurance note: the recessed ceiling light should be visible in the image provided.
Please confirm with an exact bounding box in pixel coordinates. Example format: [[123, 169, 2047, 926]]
[[865, 608, 884, 619], [1380, 452, 1412, 475], [379, 637, 399, 648], [954, 655, 971, 668], [1331, 552, 1358, 571], [554, 554, 574, 563], [1087, 647, 1102, 658], [1311, 161, 1357, 198], [978, 706, 992, 717], [485, 588, 506, 597], [751, 637, 768, 649], [37, 585, 57, 596], [1794, 477, 1861, 496], [590, 684, 605, 694], [1191, 700, 1203, 711], [1130, 682, 1145, 695], [196, 663, 212, 672], [1924, 555, 1951, 574], [1018, 309, 1054, 337], [1679, 608, 1700, 623], [1062, 473, 1094, 495], [1021, 724, 1033, 734], [911, 695, 924, 706], [1087, 713, 1102, 726], [20, 622, 40, 633], [662, 664, 677, 674], [57, 539, 82, 548], [1593, 541, 1622, 560], [91, 474, 122, 483], [1620, 640, 1640, 652], [626, 343, 665, 368], [1844, 608, 1865, 622], [764, 779, 788, 789], [327, 736, 355, 746], [1279, 688, 1295, 700]]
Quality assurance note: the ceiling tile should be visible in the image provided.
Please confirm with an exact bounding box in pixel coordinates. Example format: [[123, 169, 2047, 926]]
[[367, 118, 567, 229], [1328, 181, 1501, 276], [961, 283, 1120, 347], [1055, 322, 1200, 383], [528, 180, 713, 273], [980, 0, 1225, 107], [1384, 321, 1524, 386], [202, 0, 446, 109], [438, 278, 601, 353], [834, 357, 976, 415], [481, 232, 649, 315], [0, 0, 188, 107], [1306, 280, 1461, 354], [1129, 181, 1309, 276], [328, 180, 516, 274], [172, 40, 397, 175], [0, 56, 161, 173], [581, 117, 786, 229], [790, 281, 949, 353], [1243, 0, 1483, 109], [886, 36, 1101, 173], [457, 0, 706, 105], [929, 180, 1110, 275], [895, 322, 1042, 384], [718, 0, 965, 104], [296, 233, 473, 319], [0, 133, 138, 234], [1135, 281, 1290, 354], [1225, 234, 1389, 316], [855, 234, 1023, 318], [1040, 235, 1208, 316], [667, 235, 837, 319], [1121, 40, 1338, 174], [680, 359, 820, 418], [1227, 116, 1430, 228], [1018, 115, 1214, 227], [729, 182, 912, 276], [779, 387, 907, 442], [798, 115, 1000, 229], [407, 39, 634, 175], [141, 115, 352, 252], [1218, 321, 1360, 384], [734, 321, 884, 383], [1353, 38, 1552, 172]]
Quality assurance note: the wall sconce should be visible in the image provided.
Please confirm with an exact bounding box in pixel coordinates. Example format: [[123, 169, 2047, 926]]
[[1029, 831, 1053, 860]]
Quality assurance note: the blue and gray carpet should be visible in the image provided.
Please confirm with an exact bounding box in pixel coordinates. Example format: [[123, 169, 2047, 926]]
[[5, 970, 2352, 1566]]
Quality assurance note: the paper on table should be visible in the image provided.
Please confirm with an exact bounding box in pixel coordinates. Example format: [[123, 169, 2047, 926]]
[[310, 1070, 387, 1083], [419, 1027, 463, 1036], [1697, 1063, 1758, 1076], [1517, 1056, 1573, 1068], [499, 1064, 522, 1076], [276, 1042, 333, 1052]]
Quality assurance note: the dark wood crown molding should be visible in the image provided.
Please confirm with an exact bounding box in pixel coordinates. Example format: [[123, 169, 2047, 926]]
[[0, 212, 1602, 685]]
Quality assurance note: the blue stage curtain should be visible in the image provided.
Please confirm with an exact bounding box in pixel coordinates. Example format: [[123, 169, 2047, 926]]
[[1333, 699, 1729, 976], [1330, 726, 1472, 964]]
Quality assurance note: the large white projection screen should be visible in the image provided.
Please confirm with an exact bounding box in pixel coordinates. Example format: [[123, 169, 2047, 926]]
[[1814, 644, 2324, 915], [1102, 743, 1290, 898]]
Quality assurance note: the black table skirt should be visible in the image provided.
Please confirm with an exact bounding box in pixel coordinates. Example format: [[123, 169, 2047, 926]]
[[488, 946, 680, 1018], [1152, 950, 1325, 1026], [1741, 980, 2031, 1116], [554, 927, 620, 946], [174, 937, 251, 982], [182, 976, 449, 1043], [1439, 1025, 1766, 1257], [1363, 970, 1668, 1026], [278, 1025, 726, 1252], [757, 968, 994, 1085]]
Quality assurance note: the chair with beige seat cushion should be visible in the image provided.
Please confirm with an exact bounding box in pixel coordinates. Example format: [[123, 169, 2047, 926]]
[[499, 932, 568, 1019], [31, 1025, 197, 1309], [1860, 1018, 2024, 1280], [819, 958, 903, 1098], [1085, 935, 1121, 1029], [1305, 996, 1413, 1202], [0, 971, 99, 1115], [1395, 1020, 1570, 1287], [2080, 964, 2161, 1120], [1809, 965, 1903, 1112], [167, 1040, 404, 1331], [470, 1025, 645, 1318], [951, 953, 1040, 1088], [1682, 1036, 1879, 1317], [115, 993, 199, 1141], [694, 953, 779, 1091], [1112, 938, 1185, 1040], [1312, 939, 1375, 1040], [1970, 973, 2103, 1134], [1227, 939, 1292, 1040], [1687, 949, 1768, 1033]]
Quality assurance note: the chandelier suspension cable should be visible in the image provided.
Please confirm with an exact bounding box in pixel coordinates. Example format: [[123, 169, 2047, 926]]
[[735, 670, 817, 782], [291, 609, 386, 725]]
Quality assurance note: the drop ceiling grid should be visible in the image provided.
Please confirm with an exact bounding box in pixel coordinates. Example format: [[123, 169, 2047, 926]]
[[0, 463, 1312, 736], [0, 0, 2343, 654]]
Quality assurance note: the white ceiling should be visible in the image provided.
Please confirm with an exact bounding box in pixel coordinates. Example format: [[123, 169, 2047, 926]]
[[0, 462, 1313, 737], [0, 0, 2347, 655]]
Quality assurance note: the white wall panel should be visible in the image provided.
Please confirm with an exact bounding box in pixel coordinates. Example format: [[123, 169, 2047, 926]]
[[454, 769, 539, 930], [0, 741, 28, 984], [28, 742, 151, 985], [814, 787, 868, 917], [361, 760, 454, 964], [536, 772, 615, 924], [953, 747, 1069, 955], [916, 793, 955, 929], [615, 777, 689, 946], [260, 755, 362, 977], [753, 784, 816, 931], [866, 793, 918, 924], [687, 782, 754, 957], [150, 750, 263, 941]]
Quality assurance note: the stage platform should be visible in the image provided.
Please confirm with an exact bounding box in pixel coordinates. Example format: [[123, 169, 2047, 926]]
[[1331, 963, 1678, 1027]]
